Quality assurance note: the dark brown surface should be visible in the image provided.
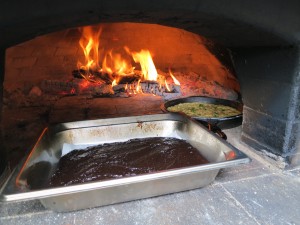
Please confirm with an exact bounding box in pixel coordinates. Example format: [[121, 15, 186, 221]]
[[48, 137, 208, 187]]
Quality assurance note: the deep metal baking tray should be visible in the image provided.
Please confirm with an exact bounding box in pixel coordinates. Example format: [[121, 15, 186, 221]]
[[0, 114, 250, 212]]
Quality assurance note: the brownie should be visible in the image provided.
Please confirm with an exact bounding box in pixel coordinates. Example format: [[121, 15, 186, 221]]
[[48, 137, 208, 187]]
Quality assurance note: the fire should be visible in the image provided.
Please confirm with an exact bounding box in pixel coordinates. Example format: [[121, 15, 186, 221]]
[[102, 50, 134, 76], [76, 26, 181, 95], [129, 49, 158, 81], [169, 69, 180, 85], [136, 80, 142, 93], [112, 79, 117, 87], [165, 80, 171, 92], [77, 26, 102, 73], [77, 26, 134, 82]]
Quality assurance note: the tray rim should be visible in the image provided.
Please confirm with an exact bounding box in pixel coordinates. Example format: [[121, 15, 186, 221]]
[[1, 157, 250, 202]]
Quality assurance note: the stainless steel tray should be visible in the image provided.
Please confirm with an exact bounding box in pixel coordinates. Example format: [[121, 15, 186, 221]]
[[0, 114, 250, 212]]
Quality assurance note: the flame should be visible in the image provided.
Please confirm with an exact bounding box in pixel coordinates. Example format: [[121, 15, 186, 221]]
[[77, 26, 134, 85], [101, 54, 113, 75], [136, 80, 141, 93], [76, 26, 179, 96], [112, 79, 117, 87], [127, 47, 158, 81], [165, 80, 171, 92], [169, 69, 180, 85], [102, 50, 134, 76], [77, 26, 102, 73]]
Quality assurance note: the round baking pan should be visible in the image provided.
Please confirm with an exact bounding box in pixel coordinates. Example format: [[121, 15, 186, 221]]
[[161, 96, 243, 129]]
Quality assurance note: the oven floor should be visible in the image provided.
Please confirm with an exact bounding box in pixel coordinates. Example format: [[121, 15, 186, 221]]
[[1, 126, 299, 225]]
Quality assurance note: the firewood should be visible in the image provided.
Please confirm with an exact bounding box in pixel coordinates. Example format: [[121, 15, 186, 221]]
[[72, 69, 86, 79], [41, 80, 78, 95], [118, 74, 141, 84], [72, 69, 112, 84], [112, 84, 126, 93], [92, 84, 114, 97]]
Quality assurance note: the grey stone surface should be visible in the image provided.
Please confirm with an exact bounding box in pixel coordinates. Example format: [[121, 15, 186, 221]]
[[285, 122, 300, 153], [286, 167, 300, 177], [0, 200, 47, 218], [0, 185, 258, 225], [232, 46, 300, 161], [222, 175, 300, 225], [289, 153, 300, 168], [233, 47, 300, 85], [215, 158, 272, 184], [240, 79, 292, 119], [243, 109, 285, 154], [241, 134, 281, 159], [242, 107, 287, 133], [242, 106, 300, 156]]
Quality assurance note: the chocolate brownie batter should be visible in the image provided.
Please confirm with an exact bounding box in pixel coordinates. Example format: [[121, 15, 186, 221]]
[[48, 137, 208, 187]]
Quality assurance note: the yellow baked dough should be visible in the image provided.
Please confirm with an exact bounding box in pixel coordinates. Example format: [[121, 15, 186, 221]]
[[167, 102, 241, 118]]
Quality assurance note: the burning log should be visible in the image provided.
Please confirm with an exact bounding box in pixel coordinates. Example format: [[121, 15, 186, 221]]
[[112, 84, 126, 93], [140, 81, 165, 95], [72, 69, 142, 85], [72, 69, 85, 79], [112, 80, 181, 98], [140, 81, 180, 95], [114, 92, 131, 98], [41, 80, 78, 95], [41, 78, 181, 99], [71, 27, 184, 99], [92, 84, 114, 97], [118, 74, 141, 84], [72, 69, 112, 84]]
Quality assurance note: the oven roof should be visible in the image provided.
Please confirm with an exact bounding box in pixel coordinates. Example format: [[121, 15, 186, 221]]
[[0, 0, 300, 48]]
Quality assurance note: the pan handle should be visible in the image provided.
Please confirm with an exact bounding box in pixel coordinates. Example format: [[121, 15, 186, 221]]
[[209, 124, 227, 140], [199, 121, 227, 140]]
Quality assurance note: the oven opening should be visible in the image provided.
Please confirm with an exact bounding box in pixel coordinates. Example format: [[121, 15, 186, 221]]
[[2, 22, 240, 167]]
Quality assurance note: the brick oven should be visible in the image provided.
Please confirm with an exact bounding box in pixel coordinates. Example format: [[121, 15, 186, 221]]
[[1, 0, 300, 180]]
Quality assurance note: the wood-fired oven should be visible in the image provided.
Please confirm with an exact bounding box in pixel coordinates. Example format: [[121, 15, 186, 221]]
[[1, 0, 300, 180]]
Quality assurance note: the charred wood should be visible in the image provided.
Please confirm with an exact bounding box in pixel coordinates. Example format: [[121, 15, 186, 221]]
[[72, 70, 112, 84], [118, 74, 140, 84], [92, 84, 114, 97], [41, 80, 78, 95]]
